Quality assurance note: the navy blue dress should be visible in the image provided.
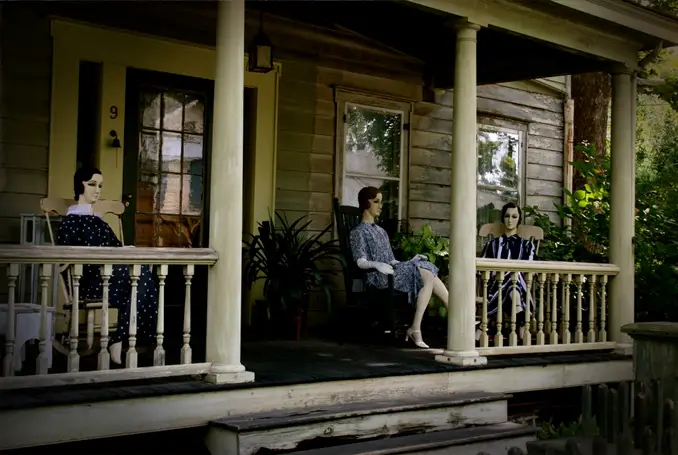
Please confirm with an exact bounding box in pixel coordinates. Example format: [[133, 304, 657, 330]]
[[480, 234, 536, 317], [350, 222, 438, 304], [56, 213, 158, 345]]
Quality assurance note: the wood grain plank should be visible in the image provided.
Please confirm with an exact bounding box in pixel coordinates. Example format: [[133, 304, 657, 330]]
[[0, 143, 49, 170], [408, 218, 449, 236], [1, 168, 48, 195], [276, 190, 332, 212], [276, 211, 333, 231], [0, 193, 42, 218], [409, 201, 450, 221], [528, 123, 564, 139], [411, 131, 452, 152], [527, 148, 563, 167], [316, 66, 422, 101], [527, 164, 562, 183], [0, 118, 49, 148], [527, 179, 563, 198], [528, 134, 563, 152], [477, 97, 563, 127], [277, 150, 334, 174], [409, 183, 449, 203], [278, 108, 335, 137], [278, 97, 335, 118], [279, 79, 333, 102], [410, 165, 450, 186], [278, 131, 334, 155], [525, 195, 560, 213], [412, 115, 452, 135], [276, 170, 333, 193], [409, 148, 451, 170], [477, 85, 563, 113], [414, 102, 453, 121]]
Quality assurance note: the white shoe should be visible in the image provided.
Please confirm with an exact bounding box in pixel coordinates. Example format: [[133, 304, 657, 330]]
[[109, 342, 122, 365]]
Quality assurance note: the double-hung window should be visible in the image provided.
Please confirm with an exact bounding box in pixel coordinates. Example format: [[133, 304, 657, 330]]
[[476, 122, 526, 227], [336, 91, 410, 225]]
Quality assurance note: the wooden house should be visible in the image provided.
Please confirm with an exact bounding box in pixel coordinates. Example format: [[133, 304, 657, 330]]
[[0, 0, 676, 452]]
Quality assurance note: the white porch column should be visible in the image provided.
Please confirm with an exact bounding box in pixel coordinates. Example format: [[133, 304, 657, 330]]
[[435, 21, 487, 367], [204, 0, 254, 384], [609, 69, 636, 350]]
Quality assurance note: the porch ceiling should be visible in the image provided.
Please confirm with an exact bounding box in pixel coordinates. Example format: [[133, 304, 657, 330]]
[[257, 0, 613, 87]]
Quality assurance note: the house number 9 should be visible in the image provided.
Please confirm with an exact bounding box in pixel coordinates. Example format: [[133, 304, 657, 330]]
[[110, 106, 118, 119]]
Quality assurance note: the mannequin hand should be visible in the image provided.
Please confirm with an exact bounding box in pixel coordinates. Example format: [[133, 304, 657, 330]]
[[410, 254, 428, 262], [374, 262, 395, 275]]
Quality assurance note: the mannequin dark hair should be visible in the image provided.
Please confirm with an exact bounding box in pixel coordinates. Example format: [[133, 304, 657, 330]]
[[500, 202, 522, 225], [73, 166, 102, 201], [357, 186, 381, 211]]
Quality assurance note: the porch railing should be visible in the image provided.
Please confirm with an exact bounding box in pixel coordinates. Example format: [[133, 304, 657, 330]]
[[0, 245, 217, 390], [475, 258, 620, 355]]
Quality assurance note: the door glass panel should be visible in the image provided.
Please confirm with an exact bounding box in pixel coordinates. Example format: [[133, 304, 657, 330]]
[[134, 88, 206, 247]]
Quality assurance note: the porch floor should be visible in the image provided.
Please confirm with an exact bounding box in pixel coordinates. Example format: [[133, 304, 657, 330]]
[[0, 339, 629, 411]]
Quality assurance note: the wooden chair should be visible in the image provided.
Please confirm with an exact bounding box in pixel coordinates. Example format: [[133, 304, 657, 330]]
[[332, 198, 409, 338], [476, 222, 544, 341], [41, 198, 125, 355]]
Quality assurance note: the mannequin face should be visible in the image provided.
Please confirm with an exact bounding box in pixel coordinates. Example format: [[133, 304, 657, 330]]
[[503, 207, 520, 232], [365, 193, 383, 219], [79, 173, 103, 204]]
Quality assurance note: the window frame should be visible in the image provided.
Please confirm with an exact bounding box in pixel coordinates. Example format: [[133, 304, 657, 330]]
[[476, 119, 527, 210], [334, 88, 412, 221]]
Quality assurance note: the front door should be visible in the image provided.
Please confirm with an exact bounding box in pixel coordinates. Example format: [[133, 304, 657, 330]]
[[122, 69, 214, 248]]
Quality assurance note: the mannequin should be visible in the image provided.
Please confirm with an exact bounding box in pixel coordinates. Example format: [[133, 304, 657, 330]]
[[349, 186, 449, 349], [56, 167, 158, 365], [480, 202, 536, 326]]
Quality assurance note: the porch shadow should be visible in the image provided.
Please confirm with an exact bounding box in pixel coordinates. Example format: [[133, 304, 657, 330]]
[[0, 339, 629, 412]]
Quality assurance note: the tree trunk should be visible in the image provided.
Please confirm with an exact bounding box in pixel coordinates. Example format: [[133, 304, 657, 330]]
[[571, 72, 611, 190]]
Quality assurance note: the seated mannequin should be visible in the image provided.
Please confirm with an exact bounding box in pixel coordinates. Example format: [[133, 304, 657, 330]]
[[349, 186, 449, 349], [56, 167, 158, 364], [480, 202, 536, 328]]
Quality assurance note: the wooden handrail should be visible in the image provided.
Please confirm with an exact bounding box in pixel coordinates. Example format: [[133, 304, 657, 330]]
[[476, 258, 620, 275], [0, 245, 218, 265]]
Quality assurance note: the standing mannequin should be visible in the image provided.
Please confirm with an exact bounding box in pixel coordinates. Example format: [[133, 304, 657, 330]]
[[480, 202, 536, 328], [56, 167, 158, 365], [349, 186, 449, 348]]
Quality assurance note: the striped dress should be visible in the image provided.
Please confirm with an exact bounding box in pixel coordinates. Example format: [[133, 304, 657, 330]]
[[480, 234, 537, 317]]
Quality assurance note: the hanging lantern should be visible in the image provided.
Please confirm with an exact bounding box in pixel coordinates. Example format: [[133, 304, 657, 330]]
[[248, 11, 274, 73]]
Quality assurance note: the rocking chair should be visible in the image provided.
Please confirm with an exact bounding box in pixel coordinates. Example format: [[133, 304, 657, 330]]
[[332, 198, 409, 339], [41, 198, 125, 356]]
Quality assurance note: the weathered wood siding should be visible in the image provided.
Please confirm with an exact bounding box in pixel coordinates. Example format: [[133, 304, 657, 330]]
[[0, 4, 51, 244], [409, 83, 565, 234]]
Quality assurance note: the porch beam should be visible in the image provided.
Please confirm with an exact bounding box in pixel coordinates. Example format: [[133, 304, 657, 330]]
[[407, 0, 640, 68], [435, 21, 487, 367], [609, 68, 636, 350], [204, 0, 254, 385]]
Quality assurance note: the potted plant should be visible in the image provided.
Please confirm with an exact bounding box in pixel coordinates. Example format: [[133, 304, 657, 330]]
[[243, 212, 343, 340]]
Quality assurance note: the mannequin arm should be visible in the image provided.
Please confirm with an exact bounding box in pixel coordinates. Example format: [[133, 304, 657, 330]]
[[356, 258, 394, 275]]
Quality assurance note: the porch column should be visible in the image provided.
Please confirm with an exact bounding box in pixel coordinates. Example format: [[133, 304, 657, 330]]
[[609, 69, 636, 350], [204, 0, 254, 384], [435, 21, 487, 367]]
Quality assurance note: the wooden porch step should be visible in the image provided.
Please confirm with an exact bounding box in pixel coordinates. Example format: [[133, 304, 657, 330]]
[[289, 422, 537, 455], [206, 391, 510, 455]]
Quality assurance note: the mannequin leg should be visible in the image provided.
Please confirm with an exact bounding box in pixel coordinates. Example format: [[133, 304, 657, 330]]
[[406, 268, 434, 348]]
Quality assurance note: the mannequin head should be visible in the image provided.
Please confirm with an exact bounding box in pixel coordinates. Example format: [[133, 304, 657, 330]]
[[358, 186, 382, 223], [74, 167, 103, 204], [501, 202, 522, 236]]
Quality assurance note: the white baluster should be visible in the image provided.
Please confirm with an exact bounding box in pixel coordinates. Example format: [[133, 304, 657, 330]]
[[494, 271, 505, 347], [545, 275, 552, 336], [509, 272, 519, 347], [3, 264, 19, 376], [154, 264, 168, 366], [562, 273, 572, 344], [524, 272, 533, 346], [181, 265, 194, 364], [588, 274, 598, 342], [575, 274, 585, 343], [550, 273, 559, 345], [599, 275, 608, 342], [536, 272, 546, 346], [126, 264, 141, 368], [98, 264, 113, 370], [68, 264, 82, 372], [479, 270, 489, 348], [37, 263, 52, 374]]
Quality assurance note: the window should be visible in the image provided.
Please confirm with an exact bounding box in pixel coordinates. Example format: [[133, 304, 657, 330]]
[[476, 123, 525, 227], [337, 95, 410, 225]]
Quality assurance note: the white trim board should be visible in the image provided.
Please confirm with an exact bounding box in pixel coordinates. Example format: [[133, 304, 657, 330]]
[[0, 359, 632, 450]]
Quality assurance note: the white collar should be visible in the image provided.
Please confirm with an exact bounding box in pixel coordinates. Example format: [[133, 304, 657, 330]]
[[67, 204, 103, 219]]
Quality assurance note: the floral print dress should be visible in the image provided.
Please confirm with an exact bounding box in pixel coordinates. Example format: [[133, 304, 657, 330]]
[[350, 222, 438, 304]]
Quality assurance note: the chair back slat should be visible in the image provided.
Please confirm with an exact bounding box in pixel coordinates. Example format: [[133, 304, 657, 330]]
[[333, 198, 364, 293]]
